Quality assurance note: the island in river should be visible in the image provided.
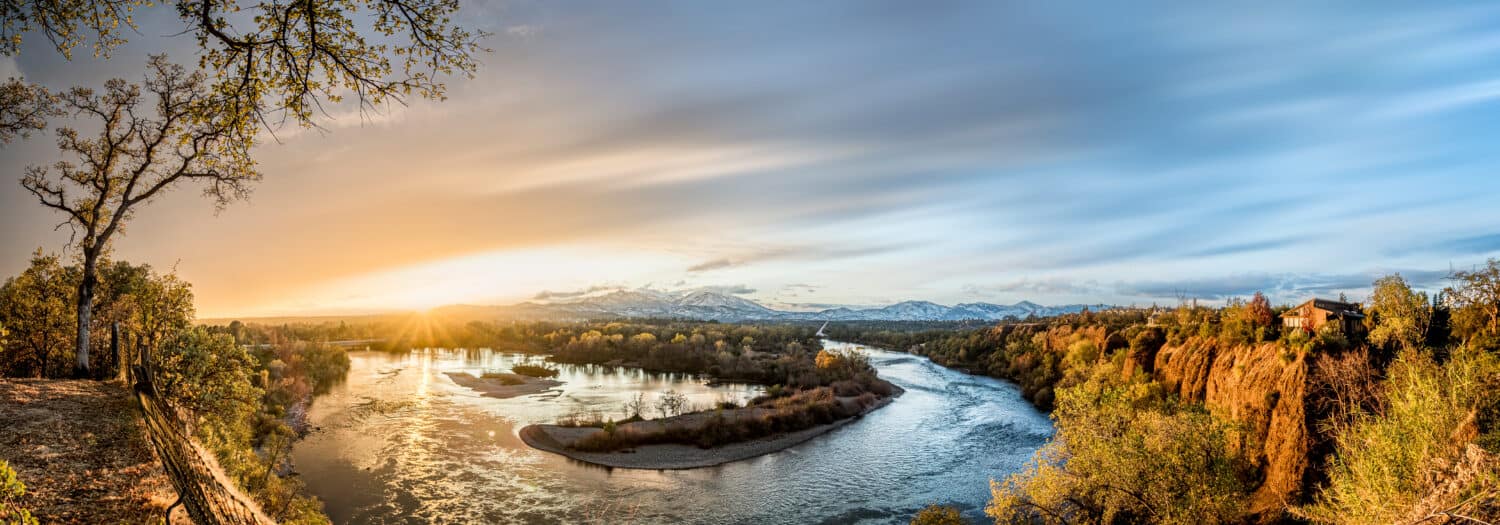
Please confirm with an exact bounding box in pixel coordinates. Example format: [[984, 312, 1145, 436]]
[[446, 326, 905, 470], [444, 371, 562, 399], [520, 384, 903, 469]]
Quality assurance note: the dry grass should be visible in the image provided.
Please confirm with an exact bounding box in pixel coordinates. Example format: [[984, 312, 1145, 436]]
[[0, 379, 180, 523]]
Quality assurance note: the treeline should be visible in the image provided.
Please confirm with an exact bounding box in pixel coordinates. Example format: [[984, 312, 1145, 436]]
[[222, 316, 833, 385], [828, 309, 1148, 410], [545, 321, 826, 384], [0, 252, 345, 524]]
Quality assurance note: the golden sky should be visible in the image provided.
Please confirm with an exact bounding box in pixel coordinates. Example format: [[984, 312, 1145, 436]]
[[5, 2, 1500, 318]]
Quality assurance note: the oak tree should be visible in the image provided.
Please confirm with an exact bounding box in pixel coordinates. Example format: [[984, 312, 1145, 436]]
[[21, 56, 256, 375], [1, 0, 484, 133], [1446, 259, 1500, 344]]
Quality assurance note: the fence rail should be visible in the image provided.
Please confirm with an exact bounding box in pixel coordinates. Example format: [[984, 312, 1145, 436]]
[[123, 325, 275, 525]]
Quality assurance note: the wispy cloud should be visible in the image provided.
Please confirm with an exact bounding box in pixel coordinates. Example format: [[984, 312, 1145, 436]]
[[532, 285, 622, 301]]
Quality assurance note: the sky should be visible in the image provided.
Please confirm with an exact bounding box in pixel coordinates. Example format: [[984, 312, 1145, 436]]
[[4, 1, 1500, 318]]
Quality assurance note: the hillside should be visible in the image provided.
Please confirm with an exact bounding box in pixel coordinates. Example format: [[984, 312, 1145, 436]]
[[0, 379, 180, 522]]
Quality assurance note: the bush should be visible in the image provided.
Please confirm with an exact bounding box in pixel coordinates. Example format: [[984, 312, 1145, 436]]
[[511, 364, 559, 378], [1298, 346, 1500, 524], [911, 504, 968, 525], [0, 460, 37, 525], [988, 376, 1255, 525]]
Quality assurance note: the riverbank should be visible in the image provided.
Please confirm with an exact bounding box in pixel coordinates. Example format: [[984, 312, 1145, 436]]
[[444, 371, 562, 399], [520, 384, 903, 469], [0, 379, 181, 522]]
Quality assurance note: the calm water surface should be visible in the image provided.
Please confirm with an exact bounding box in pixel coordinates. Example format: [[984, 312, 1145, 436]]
[[291, 341, 1053, 524]]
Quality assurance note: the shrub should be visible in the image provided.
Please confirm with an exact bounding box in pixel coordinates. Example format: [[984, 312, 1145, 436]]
[[1298, 346, 1500, 524], [911, 504, 969, 525], [511, 364, 559, 378], [0, 461, 37, 525], [988, 376, 1255, 525]]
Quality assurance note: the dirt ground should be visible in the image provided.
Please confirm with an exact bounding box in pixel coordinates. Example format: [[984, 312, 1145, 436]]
[[0, 379, 180, 523]]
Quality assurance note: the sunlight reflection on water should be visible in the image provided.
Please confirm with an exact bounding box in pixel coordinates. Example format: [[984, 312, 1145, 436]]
[[291, 342, 1052, 524]]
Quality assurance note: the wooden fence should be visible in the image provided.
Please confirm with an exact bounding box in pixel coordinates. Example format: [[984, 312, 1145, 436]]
[[122, 324, 276, 525]]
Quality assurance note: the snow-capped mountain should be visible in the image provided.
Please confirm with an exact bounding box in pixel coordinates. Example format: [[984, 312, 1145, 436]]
[[435, 289, 1100, 322]]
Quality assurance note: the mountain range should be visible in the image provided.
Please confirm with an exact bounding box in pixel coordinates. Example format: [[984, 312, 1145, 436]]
[[432, 289, 1103, 322]]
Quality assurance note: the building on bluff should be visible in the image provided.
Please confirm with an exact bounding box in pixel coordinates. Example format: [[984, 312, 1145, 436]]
[[1280, 298, 1365, 335]]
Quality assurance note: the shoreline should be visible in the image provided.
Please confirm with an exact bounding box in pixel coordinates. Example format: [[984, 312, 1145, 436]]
[[519, 385, 904, 469], [444, 371, 562, 399]]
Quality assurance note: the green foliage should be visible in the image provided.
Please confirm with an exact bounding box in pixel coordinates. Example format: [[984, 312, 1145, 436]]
[[1, 0, 481, 137], [1298, 345, 1500, 524], [988, 371, 1254, 525], [0, 79, 56, 143], [911, 504, 969, 525], [1366, 273, 1431, 351], [0, 252, 192, 378], [0, 460, 37, 525], [156, 328, 262, 445], [0, 251, 74, 377], [155, 329, 343, 523], [1446, 258, 1500, 343]]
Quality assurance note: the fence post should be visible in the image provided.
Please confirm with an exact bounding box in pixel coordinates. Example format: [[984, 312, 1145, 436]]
[[112, 322, 123, 382]]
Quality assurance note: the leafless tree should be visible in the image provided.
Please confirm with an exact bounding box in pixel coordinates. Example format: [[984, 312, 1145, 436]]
[[656, 390, 687, 419], [1309, 348, 1384, 437], [623, 392, 647, 419], [20, 55, 259, 375]]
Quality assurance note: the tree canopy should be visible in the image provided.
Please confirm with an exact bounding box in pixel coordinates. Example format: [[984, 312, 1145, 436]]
[[1367, 274, 1431, 351], [1, 0, 484, 134]]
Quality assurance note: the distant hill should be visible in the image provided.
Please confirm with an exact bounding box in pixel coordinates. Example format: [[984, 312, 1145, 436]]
[[429, 289, 1104, 322]]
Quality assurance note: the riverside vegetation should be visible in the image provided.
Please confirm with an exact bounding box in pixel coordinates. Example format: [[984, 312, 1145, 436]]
[[0, 253, 350, 523], [882, 265, 1500, 524]]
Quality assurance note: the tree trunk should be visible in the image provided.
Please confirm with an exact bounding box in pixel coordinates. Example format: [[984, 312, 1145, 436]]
[[113, 322, 125, 382], [74, 256, 97, 378]]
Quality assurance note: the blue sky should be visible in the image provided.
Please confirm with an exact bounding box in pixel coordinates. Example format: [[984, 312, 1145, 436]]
[[3, 1, 1500, 316]]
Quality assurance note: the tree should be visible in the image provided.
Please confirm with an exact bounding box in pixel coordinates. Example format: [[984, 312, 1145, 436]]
[[1446, 259, 1500, 344], [1366, 274, 1431, 351], [1246, 291, 1274, 329], [0, 251, 76, 377], [1, 0, 483, 135], [988, 379, 1254, 525], [655, 390, 687, 418], [21, 57, 258, 375], [0, 79, 55, 142], [623, 392, 648, 419], [98, 262, 195, 376], [911, 505, 969, 525], [153, 327, 261, 436]]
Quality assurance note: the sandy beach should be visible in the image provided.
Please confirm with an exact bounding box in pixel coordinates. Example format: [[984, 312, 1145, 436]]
[[444, 371, 562, 399], [520, 386, 903, 469]]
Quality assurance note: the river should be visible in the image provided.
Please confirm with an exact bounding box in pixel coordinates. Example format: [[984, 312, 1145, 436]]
[[290, 340, 1054, 524]]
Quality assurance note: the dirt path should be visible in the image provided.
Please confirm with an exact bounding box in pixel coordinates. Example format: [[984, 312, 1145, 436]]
[[0, 379, 179, 523]]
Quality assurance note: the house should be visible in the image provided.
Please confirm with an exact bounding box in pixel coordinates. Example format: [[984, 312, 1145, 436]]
[[1281, 298, 1365, 334]]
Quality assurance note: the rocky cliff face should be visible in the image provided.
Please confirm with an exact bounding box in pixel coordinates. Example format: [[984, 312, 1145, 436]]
[[1151, 337, 1313, 518]]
